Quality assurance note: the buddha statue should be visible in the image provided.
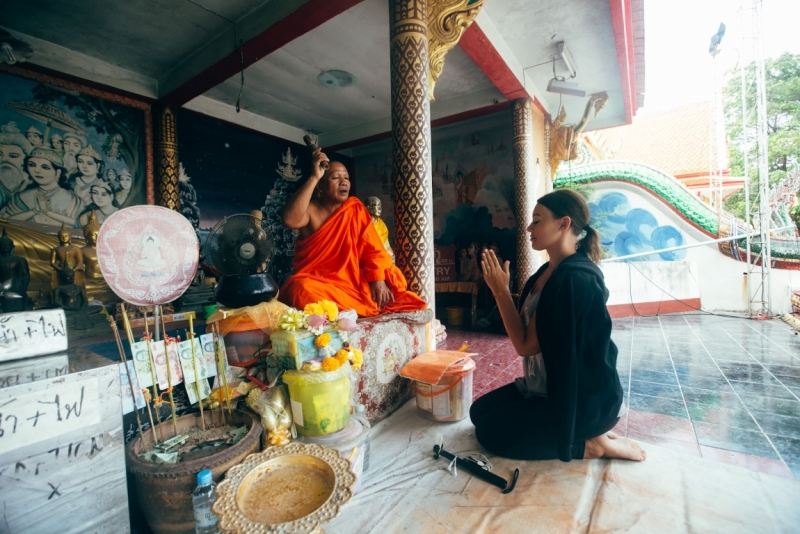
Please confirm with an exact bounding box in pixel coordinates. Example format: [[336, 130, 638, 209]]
[[0, 228, 31, 312], [52, 267, 87, 311], [50, 223, 84, 289], [80, 211, 116, 304], [365, 196, 394, 263]]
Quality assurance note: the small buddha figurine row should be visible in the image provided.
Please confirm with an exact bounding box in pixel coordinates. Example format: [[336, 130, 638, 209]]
[[48, 211, 115, 306]]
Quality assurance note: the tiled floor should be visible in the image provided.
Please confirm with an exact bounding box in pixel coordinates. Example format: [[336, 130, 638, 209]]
[[440, 313, 800, 478]]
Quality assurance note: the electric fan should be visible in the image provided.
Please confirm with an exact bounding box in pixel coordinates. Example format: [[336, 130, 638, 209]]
[[205, 210, 278, 308]]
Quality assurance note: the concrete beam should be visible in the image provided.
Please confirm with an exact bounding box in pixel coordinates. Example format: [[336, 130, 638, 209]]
[[182, 96, 308, 144], [161, 0, 366, 105], [459, 11, 550, 117], [0, 26, 157, 98]]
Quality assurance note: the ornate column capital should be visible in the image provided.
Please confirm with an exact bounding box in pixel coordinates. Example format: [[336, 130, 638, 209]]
[[427, 0, 485, 100]]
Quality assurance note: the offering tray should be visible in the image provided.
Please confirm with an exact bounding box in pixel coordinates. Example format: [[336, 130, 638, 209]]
[[213, 442, 355, 533]]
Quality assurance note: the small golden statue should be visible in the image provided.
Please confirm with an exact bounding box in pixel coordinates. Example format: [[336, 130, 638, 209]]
[[50, 223, 84, 289], [80, 211, 116, 303], [365, 196, 394, 263], [549, 91, 609, 177]]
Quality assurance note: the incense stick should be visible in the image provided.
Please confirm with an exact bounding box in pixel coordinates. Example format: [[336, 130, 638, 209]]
[[157, 305, 179, 436], [187, 314, 206, 431], [108, 317, 147, 443], [213, 322, 233, 416], [140, 309, 165, 441], [122, 306, 162, 444]]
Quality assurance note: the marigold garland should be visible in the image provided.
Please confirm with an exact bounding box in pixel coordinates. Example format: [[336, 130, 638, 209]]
[[314, 333, 332, 347], [321, 356, 341, 371], [351, 348, 363, 371], [304, 302, 324, 317], [320, 300, 339, 321], [334, 349, 349, 365]]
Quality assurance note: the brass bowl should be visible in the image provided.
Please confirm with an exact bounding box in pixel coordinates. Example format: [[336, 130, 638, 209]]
[[213, 442, 355, 534]]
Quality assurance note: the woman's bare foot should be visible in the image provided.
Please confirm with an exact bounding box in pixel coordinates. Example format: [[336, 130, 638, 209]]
[[584, 432, 646, 461]]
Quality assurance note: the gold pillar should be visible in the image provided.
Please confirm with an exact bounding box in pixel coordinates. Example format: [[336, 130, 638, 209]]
[[512, 98, 538, 292], [155, 104, 180, 211], [390, 0, 435, 313]]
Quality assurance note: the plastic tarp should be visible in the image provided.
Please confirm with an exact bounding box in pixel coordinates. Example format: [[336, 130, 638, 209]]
[[326, 400, 800, 533]]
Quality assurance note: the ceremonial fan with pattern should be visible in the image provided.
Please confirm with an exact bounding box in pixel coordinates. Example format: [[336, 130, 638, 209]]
[[205, 210, 278, 309]]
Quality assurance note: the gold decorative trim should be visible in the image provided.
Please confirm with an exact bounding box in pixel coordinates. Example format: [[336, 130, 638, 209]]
[[0, 64, 155, 204], [213, 442, 355, 534], [427, 0, 485, 100]]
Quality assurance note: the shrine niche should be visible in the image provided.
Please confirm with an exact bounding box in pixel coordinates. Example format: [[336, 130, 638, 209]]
[[0, 66, 154, 232]]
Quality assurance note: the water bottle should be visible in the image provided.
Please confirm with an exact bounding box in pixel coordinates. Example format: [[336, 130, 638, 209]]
[[192, 469, 219, 534], [355, 404, 371, 472]]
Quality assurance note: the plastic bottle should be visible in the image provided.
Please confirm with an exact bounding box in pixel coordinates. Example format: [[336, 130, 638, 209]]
[[193, 469, 220, 534], [355, 404, 371, 471]]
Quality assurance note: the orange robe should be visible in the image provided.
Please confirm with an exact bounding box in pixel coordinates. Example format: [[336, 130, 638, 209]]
[[280, 197, 426, 317]]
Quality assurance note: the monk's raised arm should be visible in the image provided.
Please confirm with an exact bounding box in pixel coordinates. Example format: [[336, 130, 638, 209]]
[[282, 149, 329, 229]]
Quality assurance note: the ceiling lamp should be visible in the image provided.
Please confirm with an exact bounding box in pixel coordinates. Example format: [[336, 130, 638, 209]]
[[317, 70, 356, 89], [547, 79, 586, 97]]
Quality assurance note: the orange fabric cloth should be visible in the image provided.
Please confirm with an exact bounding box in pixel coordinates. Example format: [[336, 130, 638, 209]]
[[279, 197, 426, 317], [399, 350, 478, 385]]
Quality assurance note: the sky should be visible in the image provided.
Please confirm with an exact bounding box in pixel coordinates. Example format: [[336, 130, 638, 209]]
[[642, 0, 800, 113]]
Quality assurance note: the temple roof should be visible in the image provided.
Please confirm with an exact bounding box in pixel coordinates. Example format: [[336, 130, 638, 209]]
[[589, 101, 725, 178]]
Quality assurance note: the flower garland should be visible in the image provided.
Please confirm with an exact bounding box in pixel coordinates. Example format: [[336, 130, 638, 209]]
[[278, 300, 363, 372]]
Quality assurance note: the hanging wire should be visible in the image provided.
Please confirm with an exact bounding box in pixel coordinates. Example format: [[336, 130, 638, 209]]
[[185, 0, 246, 112]]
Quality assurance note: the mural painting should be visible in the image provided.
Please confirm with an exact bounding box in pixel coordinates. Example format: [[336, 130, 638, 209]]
[[587, 190, 686, 261], [355, 119, 517, 284], [0, 67, 152, 231], [176, 110, 353, 285]]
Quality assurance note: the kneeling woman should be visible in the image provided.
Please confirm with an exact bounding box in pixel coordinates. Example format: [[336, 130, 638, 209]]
[[470, 190, 645, 462]]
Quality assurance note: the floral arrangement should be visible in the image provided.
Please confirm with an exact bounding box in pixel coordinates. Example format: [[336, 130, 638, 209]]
[[278, 300, 362, 372]]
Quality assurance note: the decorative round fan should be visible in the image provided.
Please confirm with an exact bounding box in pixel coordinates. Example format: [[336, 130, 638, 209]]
[[205, 211, 278, 308]]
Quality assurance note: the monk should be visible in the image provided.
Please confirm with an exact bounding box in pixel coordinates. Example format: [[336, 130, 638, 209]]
[[280, 149, 425, 317]]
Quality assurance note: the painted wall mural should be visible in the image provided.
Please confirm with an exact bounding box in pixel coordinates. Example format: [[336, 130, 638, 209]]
[[355, 117, 517, 281], [588, 190, 686, 261], [0, 66, 152, 231], [177, 110, 353, 285]]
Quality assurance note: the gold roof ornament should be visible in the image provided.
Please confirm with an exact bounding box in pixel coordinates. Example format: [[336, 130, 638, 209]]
[[427, 0, 486, 101], [83, 210, 101, 239], [77, 144, 103, 162], [29, 147, 65, 168]]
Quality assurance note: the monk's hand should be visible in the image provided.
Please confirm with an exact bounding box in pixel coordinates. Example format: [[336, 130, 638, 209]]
[[481, 249, 510, 296], [311, 148, 329, 181], [369, 280, 394, 309]]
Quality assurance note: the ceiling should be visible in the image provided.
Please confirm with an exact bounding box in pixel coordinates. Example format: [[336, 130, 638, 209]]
[[1, 0, 642, 145], [203, 0, 497, 135]]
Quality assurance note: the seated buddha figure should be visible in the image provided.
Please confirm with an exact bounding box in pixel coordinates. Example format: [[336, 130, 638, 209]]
[[279, 150, 425, 317], [50, 223, 84, 289], [52, 267, 87, 311], [80, 210, 116, 303], [365, 196, 394, 263]]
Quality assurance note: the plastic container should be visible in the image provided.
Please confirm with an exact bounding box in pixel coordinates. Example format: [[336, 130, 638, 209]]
[[299, 414, 371, 493], [354, 404, 371, 472], [282, 365, 351, 436], [445, 306, 464, 326], [222, 329, 269, 363], [192, 469, 220, 534], [411, 356, 475, 422]]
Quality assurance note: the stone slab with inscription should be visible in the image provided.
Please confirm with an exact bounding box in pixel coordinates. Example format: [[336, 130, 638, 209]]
[[0, 309, 68, 362], [0, 347, 129, 533]]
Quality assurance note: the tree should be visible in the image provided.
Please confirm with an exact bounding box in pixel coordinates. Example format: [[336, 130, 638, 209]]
[[723, 52, 800, 220]]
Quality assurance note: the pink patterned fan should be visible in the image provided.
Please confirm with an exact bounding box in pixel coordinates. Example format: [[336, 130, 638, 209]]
[[97, 205, 199, 306]]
